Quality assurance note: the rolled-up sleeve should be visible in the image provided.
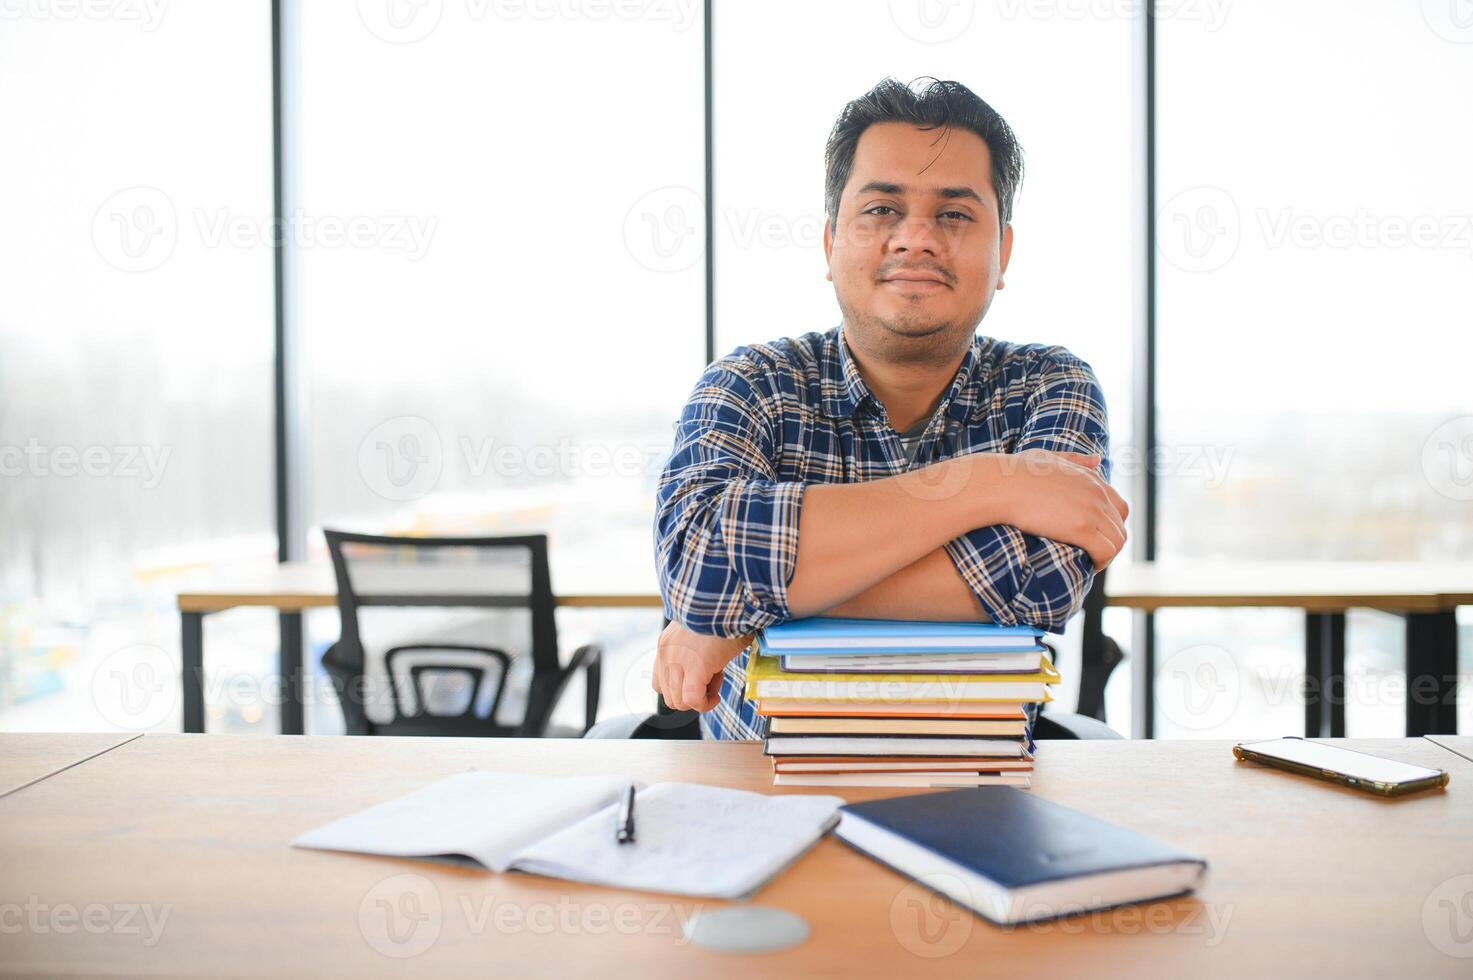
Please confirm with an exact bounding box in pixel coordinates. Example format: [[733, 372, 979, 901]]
[[943, 348, 1112, 633], [654, 363, 805, 637]]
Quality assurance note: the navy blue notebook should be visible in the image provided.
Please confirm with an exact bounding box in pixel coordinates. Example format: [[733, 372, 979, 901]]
[[835, 787, 1206, 925]]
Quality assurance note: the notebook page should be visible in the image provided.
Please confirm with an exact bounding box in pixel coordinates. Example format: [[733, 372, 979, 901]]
[[508, 783, 843, 899], [291, 771, 637, 871]]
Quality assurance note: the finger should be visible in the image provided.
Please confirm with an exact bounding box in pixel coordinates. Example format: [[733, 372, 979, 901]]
[[1088, 527, 1122, 570], [1097, 507, 1127, 555], [682, 669, 713, 713], [690, 672, 723, 713], [662, 663, 687, 711], [1102, 482, 1129, 521], [1054, 451, 1102, 468], [1097, 497, 1126, 538]]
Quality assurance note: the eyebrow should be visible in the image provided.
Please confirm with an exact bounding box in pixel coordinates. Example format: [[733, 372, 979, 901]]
[[855, 181, 984, 204]]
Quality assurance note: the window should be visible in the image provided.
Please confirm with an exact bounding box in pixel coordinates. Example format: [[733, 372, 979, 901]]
[[1154, 1, 1473, 737], [0, 7, 275, 732], [294, 3, 706, 728]]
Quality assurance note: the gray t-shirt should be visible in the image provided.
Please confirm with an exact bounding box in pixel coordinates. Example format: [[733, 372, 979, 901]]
[[896, 415, 932, 467]]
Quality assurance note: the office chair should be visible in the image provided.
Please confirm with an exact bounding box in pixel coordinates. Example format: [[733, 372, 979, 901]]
[[585, 569, 1125, 740], [1035, 564, 1127, 739], [322, 529, 601, 738]]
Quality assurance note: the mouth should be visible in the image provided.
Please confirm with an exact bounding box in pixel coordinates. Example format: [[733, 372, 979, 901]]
[[881, 276, 949, 293]]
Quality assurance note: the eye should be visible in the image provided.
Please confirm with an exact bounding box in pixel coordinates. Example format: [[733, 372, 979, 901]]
[[941, 210, 974, 221], [864, 206, 897, 217]]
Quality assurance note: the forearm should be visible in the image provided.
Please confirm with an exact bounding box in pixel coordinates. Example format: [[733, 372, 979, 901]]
[[785, 454, 1009, 618], [820, 547, 992, 621]]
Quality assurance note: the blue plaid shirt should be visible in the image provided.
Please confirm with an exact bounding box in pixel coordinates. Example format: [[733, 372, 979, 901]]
[[654, 326, 1111, 740]]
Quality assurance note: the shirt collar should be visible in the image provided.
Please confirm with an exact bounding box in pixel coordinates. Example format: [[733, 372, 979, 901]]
[[820, 326, 991, 424]]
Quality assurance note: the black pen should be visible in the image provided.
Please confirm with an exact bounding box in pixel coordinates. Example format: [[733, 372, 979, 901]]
[[615, 784, 636, 845]]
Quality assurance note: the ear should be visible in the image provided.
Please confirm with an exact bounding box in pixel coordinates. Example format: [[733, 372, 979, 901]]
[[996, 222, 1014, 289], [823, 217, 834, 282]]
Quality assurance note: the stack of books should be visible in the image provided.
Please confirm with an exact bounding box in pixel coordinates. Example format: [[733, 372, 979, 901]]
[[745, 618, 1057, 789]]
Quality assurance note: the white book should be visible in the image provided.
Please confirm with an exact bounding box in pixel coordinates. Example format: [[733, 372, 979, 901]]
[[292, 771, 842, 900]]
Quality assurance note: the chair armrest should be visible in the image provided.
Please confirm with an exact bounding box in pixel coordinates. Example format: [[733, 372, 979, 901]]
[[583, 710, 702, 740], [542, 643, 603, 737], [1034, 711, 1124, 740]]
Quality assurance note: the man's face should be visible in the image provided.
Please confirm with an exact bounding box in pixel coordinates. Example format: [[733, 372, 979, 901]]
[[823, 121, 1013, 364]]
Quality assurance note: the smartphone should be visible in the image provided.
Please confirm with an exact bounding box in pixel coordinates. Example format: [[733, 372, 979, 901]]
[[1233, 737, 1450, 797]]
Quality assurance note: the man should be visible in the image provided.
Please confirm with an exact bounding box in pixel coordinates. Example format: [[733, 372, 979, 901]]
[[652, 77, 1129, 740]]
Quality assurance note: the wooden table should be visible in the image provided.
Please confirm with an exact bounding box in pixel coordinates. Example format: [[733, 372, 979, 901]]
[[177, 561, 1467, 736], [1, 733, 1469, 978], [0, 732, 139, 799], [1104, 561, 1470, 738], [1427, 735, 1473, 764]]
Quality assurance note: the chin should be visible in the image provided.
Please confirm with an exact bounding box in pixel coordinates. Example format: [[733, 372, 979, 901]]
[[877, 308, 952, 338]]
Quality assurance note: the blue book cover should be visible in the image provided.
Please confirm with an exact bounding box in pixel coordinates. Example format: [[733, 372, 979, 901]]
[[763, 618, 1045, 655], [835, 787, 1205, 925]]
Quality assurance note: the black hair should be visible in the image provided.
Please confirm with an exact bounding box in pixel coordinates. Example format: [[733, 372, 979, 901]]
[[824, 76, 1024, 237]]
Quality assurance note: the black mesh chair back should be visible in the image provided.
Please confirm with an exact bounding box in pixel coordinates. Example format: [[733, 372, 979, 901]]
[[322, 529, 599, 738]]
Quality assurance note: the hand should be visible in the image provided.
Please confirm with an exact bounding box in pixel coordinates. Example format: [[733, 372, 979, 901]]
[[991, 449, 1130, 569], [652, 622, 753, 712]]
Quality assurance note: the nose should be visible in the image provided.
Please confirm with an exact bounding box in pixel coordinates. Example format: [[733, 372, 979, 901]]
[[888, 213, 942, 256]]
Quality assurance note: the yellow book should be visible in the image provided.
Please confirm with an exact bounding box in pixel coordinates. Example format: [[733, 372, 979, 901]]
[[743, 651, 1059, 704]]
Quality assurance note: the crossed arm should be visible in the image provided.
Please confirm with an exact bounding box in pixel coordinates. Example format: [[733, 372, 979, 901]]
[[651, 349, 1127, 710]]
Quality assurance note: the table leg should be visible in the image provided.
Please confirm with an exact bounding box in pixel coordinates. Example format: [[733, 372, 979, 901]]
[[1132, 611, 1156, 739], [181, 611, 205, 734], [1304, 612, 1346, 738], [280, 612, 305, 736], [1406, 611, 1458, 736]]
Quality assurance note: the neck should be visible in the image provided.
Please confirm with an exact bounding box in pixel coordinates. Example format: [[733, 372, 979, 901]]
[[842, 326, 969, 432]]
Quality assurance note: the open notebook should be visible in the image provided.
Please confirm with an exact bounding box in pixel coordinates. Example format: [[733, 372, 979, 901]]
[[292, 771, 842, 900]]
